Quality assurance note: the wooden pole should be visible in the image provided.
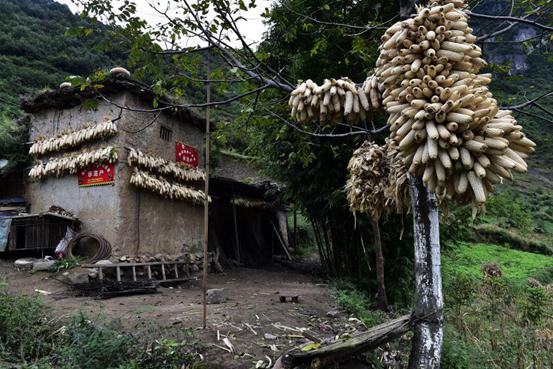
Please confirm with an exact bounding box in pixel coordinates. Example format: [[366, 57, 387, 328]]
[[202, 64, 211, 330]]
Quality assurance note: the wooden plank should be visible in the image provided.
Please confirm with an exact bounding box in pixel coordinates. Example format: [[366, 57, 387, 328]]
[[98, 267, 104, 281], [270, 221, 292, 260], [174, 263, 179, 279], [81, 261, 189, 268], [116, 266, 121, 282], [132, 266, 137, 281], [147, 265, 152, 280], [281, 314, 412, 368], [161, 263, 166, 280]]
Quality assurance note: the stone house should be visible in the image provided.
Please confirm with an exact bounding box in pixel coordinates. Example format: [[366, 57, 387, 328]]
[[18, 76, 288, 265]]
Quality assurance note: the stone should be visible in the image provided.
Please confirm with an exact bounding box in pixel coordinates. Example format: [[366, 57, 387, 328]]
[[264, 333, 277, 340], [14, 258, 39, 270], [206, 288, 224, 304], [94, 260, 113, 266], [32, 260, 56, 272], [87, 268, 98, 279], [326, 310, 340, 318], [66, 269, 90, 284]]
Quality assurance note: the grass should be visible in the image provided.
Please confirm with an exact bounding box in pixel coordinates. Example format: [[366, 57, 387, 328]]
[[443, 242, 553, 285], [0, 291, 206, 369]]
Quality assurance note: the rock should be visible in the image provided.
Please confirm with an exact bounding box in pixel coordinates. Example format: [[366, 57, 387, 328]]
[[87, 268, 98, 279], [206, 288, 224, 304], [32, 260, 56, 272], [154, 253, 165, 262], [66, 269, 90, 284], [264, 333, 277, 340], [95, 260, 113, 266], [326, 310, 340, 318], [14, 258, 38, 270], [59, 81, 72, 89], [119, 256, 127, 262]]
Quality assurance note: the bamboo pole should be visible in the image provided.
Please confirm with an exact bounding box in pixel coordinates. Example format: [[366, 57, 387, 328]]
[[202, 65, 211, 330]]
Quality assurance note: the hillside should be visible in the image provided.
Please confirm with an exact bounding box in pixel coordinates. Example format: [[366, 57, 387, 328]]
[[0, 0, 127, 117]]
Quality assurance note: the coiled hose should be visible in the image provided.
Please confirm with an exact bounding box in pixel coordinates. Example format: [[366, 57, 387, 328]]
[[66, 232, 112, 263]]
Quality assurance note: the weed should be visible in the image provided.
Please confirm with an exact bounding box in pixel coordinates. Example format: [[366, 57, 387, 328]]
[[0, 291, 205, 369], [53, 257, 82, 272], [331, 279, 389, 327]]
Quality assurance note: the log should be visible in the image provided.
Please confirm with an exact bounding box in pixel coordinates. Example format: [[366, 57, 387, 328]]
[[280, 314, 412, 368]]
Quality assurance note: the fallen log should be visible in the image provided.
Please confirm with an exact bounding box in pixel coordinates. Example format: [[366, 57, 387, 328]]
[[279, 314, 412, 369]]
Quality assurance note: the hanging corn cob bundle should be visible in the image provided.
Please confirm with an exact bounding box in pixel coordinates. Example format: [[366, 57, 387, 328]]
[[28, 146, 118, 180], [129, 168, 209, 205], [127, 148, 205, 182], [374, 0, 535, 212], [345, 141, 389, 220], [29, 120, 118, 156], [384, 139, 411, 214], [288, 76, 381, 124]]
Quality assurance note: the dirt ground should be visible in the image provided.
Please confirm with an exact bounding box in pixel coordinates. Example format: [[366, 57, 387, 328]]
[[0, 260, 371, 369]]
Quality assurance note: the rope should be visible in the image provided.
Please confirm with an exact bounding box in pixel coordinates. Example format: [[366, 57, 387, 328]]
[[66, 232, 112, 263]]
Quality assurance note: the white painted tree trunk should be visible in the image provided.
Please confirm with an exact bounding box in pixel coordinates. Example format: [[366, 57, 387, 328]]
[[407, 175, 444, 369]]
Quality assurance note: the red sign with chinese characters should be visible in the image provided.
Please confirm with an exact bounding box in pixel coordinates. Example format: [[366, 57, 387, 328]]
[[176, 142, 199, 168], [78, 162, 115, 187]]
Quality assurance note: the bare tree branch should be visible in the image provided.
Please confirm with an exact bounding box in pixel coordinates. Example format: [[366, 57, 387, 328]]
[[513, 108, 553, 124], [505, 90, 553, 109], [262, 107, 389, 138], [467, 11, 553, 32], [98, 83, 273, 113], [282, 2, 391, 34]]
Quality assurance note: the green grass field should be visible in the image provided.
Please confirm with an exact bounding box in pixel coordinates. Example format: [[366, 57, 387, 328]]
[[443, 242, 553, 284]]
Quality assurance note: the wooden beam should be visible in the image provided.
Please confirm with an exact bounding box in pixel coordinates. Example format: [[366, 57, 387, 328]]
[[280, 314, 412, 368]]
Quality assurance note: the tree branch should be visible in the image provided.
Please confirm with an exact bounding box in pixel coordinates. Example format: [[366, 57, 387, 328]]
[[262, 107, 389, 138], [467, 11, 553, 32], [505, 90, 553, 109], [98, 83, 273, 113]]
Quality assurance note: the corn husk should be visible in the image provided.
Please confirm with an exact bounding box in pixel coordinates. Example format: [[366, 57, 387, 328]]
[[28, 146, 118, 180], [127, 148, 205, 182], [29, 120, 118, 156], [129, 168, 209, 205]]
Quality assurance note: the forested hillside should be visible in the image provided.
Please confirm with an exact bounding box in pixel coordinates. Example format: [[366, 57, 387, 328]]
[[0, 0, 126, 117]]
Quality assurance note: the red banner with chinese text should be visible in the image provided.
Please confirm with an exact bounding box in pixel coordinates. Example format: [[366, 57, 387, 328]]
[[176, 142, 199, 168], [78, 162, 115, 187]]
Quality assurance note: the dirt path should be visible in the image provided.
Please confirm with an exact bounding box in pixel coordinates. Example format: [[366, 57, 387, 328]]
[[0, 261, 367, 369]]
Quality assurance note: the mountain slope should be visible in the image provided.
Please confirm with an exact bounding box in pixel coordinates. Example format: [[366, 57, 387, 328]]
[[0, 0, 127, 117]]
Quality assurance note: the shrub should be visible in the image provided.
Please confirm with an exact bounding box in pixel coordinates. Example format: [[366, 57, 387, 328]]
[[0, 293, 55, 362], [0, 292, 205, 369]]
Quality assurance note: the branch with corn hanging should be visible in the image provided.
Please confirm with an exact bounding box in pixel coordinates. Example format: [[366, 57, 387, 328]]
[[288, 0, 536, 217]]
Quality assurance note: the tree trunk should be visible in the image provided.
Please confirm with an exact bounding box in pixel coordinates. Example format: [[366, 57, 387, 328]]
[[371, 220, 388, 311], [407, 175, 444, 369]]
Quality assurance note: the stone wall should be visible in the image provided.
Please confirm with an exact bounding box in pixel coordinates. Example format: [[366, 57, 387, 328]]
[[25, 91, 206, 257], [114, 92, 205, 256], [25, 94, 124, 245]]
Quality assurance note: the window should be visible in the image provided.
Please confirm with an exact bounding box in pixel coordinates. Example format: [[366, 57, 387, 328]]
[[160, 126, 172, 141]]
